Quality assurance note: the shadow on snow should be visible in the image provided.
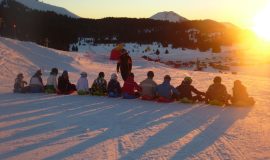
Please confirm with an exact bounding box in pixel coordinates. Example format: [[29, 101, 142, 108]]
[[0, 93, 252, 159]]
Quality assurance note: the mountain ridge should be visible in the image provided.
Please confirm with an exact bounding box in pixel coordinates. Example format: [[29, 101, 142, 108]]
[[150, 11, 188, 23], [0, 0, 79, 18]]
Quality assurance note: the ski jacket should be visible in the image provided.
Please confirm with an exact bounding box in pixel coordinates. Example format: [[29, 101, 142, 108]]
[[140, 78, 157, 98], [117, 54, 132, 72], [107, 79, 121, 95], [46, 75, 58, 89], [14, 78, 27, 92], [156, 80, 179, 99], [232, 84, 249, 101], [91, 77, 107, 94], [58, 76, 73, 93], [176, 81, 204, 99], [122, 76, 142, 95], [117, 54, 132, 81], [30, 75, 43, 87], [76, 77, 89, 92], [206, 83, 229, 101]]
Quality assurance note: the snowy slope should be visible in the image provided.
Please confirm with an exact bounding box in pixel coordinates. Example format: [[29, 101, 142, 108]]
[[150, 11, 188, 23], [0, 0, 79, 18], [0, 37, 270, 159]]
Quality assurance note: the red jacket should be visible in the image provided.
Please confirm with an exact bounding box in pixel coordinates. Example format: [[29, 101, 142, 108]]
[[122, 76, 142, 95]]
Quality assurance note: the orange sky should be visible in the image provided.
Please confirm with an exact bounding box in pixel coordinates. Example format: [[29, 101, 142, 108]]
[[43, 0, 270, 29]]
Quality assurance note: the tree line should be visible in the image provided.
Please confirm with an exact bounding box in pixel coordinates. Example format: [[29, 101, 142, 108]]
[[0, 0, 241, 52]]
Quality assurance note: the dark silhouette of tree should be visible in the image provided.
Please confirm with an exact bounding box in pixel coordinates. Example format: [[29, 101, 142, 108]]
[[0, 0, 241, 52]]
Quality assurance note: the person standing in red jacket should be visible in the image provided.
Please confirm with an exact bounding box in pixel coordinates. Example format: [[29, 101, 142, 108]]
[[122, 73, 142, 99]]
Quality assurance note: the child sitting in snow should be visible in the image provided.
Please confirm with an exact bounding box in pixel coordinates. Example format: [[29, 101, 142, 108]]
[[156, 75, 179, 102], [29, 70, 44, 93], [58, 70, 77, 94], [107, 73, 121, 97], [13, 73, 29, 93], [76, 72, 90, 95], [45, 68, 59, 93], [139, 71, 157, 100], [205, 76, 231, 105], [231, 80, 255, 106], [90, 72, 107, 96], [176, 77, 205, 103], [122, 73, 142, 99]]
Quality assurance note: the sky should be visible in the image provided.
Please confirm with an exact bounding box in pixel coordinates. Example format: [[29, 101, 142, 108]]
[[42, 0, 270, 29]]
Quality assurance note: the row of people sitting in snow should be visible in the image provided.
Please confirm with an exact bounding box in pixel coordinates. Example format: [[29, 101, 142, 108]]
[[13, 68, 255, 106]]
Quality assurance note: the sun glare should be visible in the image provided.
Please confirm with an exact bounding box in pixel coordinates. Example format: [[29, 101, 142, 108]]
[[253, 3, 270, 41]]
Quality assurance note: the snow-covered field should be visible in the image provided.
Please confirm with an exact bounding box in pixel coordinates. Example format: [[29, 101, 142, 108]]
[[72, 39, 270, 77], [0, 37, 270, 159]]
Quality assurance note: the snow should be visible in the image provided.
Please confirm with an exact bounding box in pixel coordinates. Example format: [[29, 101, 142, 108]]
[[0, 0, 79, 18], [74, 40, 223, 62], [72, 39, 270, 77], [150, 11, 188, 23], [0, 37, 270, 159]]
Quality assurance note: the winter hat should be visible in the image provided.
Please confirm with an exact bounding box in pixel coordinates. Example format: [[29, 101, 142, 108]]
[[80, 72, 87, 77], [184, 76, 192, 84], [111, 73, 118, 80]]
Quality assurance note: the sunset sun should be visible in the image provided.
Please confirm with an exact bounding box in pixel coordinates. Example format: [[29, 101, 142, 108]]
[[253, 3, 270, 41]]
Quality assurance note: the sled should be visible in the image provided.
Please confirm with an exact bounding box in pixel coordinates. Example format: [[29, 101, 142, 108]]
[[45, 88, 56, 94], [108, 92, 121, 98], [77, 90, 90, 95], [141, 95, 156, 101], [208, 100, 225, 106], [57, 90, 76, 95], [179, 98, 194, 104], [157, 97, 174, 103], [123, 93, 139, 99]]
